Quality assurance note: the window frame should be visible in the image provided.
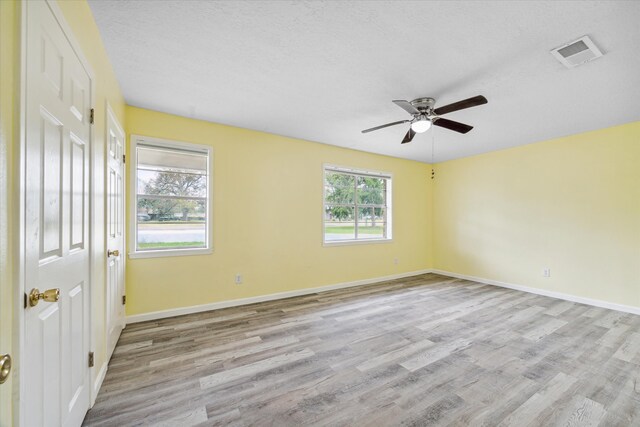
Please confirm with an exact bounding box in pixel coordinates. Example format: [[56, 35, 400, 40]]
[[129, 135, 213, 259], [322, 164, 393, 246]]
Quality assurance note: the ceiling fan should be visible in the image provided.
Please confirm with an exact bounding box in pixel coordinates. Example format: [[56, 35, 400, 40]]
[[362, 95, 488, 144]]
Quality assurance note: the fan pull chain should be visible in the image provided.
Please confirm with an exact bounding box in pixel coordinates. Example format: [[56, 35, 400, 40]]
[[431, 127, 435, 179]]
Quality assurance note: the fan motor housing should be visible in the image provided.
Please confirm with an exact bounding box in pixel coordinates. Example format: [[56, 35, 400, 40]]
[[410, 97, 436, 113]]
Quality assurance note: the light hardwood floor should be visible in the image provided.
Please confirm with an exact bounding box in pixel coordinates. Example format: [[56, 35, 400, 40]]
[[83, 274, 640, 426]]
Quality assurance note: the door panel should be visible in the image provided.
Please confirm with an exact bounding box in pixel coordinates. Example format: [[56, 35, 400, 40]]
[[109, 169, 116, 238], [40, 110, 64, 258], [41, 31, 63, 99], [69, 79, 85, 122], [70, 134, 85, 249], [40, 304, 61, 425], [24, 2, 92, 426], [68, 282, 85, 398]]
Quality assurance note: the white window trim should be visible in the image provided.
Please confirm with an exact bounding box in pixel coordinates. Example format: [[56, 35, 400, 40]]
[[129, 134, 213, 259], [322, 163, 393, 246]]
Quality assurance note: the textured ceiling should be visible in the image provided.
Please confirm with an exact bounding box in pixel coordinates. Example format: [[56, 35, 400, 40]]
[[88, 1, 640, 163]]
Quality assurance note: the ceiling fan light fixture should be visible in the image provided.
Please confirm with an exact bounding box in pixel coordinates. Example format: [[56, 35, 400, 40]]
[[411, 118, 431, 133], [361, 95, 486, 143]]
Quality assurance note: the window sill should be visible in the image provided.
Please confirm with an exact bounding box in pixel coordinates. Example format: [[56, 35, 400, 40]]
[[323, 238, 393, 247], [128, 247, 212, 259]]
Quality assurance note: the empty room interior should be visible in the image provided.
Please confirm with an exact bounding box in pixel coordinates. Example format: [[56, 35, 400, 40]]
[[1, 0, 640, 426]]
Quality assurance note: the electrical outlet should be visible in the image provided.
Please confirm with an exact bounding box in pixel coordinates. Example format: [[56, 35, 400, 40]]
[[543, 268, 551, 278], [235, 274, 243, 284], [394, 258, 399, 265]]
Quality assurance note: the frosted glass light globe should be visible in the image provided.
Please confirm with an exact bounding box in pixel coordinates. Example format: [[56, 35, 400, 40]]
[[411, 119, 432, 133]]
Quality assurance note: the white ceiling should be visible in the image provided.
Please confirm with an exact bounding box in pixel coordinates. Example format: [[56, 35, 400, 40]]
[[88, 1, 640, 163]]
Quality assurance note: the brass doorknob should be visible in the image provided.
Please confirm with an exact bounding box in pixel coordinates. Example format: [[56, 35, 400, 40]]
[[107, 249, 120, 257], [29, 288, 60, 307], [0, 354, 11, 384]]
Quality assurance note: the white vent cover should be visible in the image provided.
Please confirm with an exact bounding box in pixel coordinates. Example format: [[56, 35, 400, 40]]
[[551, 36, 603, 68]]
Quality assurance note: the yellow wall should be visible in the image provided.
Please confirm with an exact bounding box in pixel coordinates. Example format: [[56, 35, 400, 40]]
[[125, 107, 434, 315], [434, 122, 640, 308], [0, 1, 18, 424], [126, 111, 640, 316]]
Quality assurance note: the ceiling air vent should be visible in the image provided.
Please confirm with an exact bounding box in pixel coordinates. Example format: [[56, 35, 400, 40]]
[[551, 35, 603, 68]]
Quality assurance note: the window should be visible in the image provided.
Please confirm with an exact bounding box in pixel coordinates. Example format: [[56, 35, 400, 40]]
[[130, 136, 212, 258], [323, 165, 392, 244]]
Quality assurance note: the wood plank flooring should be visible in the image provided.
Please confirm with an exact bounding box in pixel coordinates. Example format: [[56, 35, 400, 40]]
[[83, 274, 640, 426]]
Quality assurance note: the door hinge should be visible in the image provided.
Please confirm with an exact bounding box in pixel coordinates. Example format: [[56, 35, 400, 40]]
[[122, 154, 126, 164], [89, 108, 95, 124], [122, 295, 126, 305], [88, 351, 94, 368]]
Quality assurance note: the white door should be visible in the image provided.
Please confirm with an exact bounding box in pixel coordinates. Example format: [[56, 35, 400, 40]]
[[106, 107, 125, 358], [23, 1, 92, 426]]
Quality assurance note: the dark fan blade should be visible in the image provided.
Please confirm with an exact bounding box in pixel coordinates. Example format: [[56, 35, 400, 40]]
[[393, 100, 420, 116], [434, 95, 487, 116], [433, 118, 473, 134], [361, 120, 410, 134], [401, 128, 416, 144]]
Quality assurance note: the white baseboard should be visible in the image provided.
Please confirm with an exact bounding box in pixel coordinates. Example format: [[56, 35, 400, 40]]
[[432, 269, 640, 316], [126, 268, 640, 324], [126, 269, 434, 323], [91, 361, 109, 407]]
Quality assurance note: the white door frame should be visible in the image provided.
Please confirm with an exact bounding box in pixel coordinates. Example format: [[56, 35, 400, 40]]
[[16, 0, 96, 424]]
